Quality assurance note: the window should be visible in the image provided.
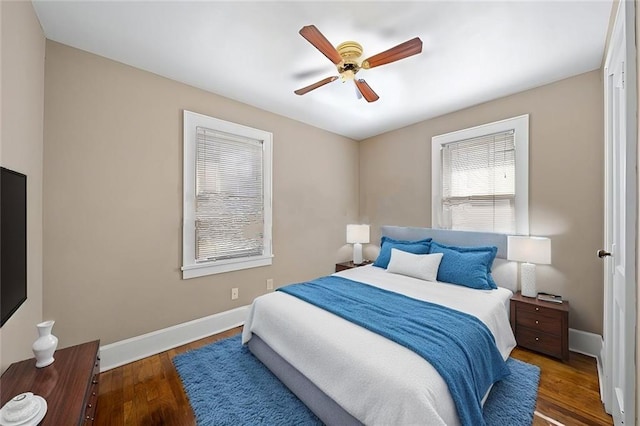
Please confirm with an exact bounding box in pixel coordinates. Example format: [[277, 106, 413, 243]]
[[182, 110, 272, 279], [431, 115, 529, 235]]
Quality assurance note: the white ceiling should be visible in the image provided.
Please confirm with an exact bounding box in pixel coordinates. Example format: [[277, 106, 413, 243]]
[[32, 1, 613, 141]]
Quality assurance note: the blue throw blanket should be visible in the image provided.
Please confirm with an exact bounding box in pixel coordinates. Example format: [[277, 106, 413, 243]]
[[278, 276, 510, 426]]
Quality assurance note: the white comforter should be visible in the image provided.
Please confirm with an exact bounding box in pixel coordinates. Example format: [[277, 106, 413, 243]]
[[242, 265, 516, 426]]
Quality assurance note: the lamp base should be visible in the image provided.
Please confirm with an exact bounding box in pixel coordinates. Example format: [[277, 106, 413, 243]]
[[352, 243, 363, 265], [520, 263, 537, 298]]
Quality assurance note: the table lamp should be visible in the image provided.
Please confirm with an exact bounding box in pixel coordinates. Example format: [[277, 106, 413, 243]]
[[507, 236, 551, 298], [346, 224, 370, 265]]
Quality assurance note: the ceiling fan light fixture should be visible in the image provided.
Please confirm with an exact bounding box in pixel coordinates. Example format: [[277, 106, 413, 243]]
[[338, 61, 360, 82], [340, 69, 355, 82]]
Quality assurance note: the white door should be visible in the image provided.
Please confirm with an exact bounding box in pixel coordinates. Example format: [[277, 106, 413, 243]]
[[602, 2, 636, 425]]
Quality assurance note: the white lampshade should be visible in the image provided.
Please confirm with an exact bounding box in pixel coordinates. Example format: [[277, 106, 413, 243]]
[[346, 224, 369, 265], [346, 224, 370, 244], [507, 236, 551, 264], [508, 236, 551, 298]]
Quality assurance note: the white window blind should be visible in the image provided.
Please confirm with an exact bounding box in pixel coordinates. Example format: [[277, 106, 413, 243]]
[[195, 127, 264, 262], [431, 114, 529, 235], [182, 110, 272, 279], [441, 131, 516, 233]]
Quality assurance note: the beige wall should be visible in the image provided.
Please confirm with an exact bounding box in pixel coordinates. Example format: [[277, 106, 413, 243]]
[[360, 70, 604, 335], [0, 1, 46, 373], [632, 0, 640, 422], [43, 41, 359, 349]]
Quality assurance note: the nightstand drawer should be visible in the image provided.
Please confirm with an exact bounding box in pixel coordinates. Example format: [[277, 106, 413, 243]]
[[516, 310, 562, 336], [516, 301, 563, 320], [516, 327, 563, 359]]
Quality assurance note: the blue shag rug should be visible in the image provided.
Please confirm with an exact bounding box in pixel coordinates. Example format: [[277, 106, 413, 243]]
[[173, 335, 540, 426]]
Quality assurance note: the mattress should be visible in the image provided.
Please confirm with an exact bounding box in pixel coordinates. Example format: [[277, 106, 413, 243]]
[[242, 265, 516, 425]]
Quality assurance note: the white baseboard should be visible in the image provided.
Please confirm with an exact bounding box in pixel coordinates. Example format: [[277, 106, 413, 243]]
[[569, 328, 602, 358], [569, 328, 605, 398], [99, 305, 250, 372]]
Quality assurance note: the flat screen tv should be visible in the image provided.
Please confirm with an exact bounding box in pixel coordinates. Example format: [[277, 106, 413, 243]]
[[1, 167, 27, 327]]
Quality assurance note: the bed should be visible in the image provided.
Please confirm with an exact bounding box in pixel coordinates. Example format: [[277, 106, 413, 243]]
[[242, 226, 518, 425]]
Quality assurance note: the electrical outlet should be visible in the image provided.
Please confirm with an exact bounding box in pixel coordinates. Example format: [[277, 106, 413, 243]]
[[266, 279, 274, 290], [231, 288, 239, 300]]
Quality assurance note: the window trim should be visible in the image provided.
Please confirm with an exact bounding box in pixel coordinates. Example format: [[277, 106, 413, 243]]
[[182, 110, 273, 279], [431, 114, 529, 235]]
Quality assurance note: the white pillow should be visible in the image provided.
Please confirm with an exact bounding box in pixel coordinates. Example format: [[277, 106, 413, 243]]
[[387, 248, 443, 282]]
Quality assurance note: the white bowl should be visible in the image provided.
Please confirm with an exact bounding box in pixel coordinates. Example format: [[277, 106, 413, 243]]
[[0, 393, 46, 426]]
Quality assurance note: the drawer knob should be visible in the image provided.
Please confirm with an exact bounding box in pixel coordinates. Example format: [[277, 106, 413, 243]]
[[535, 320, 539, 324], [92, 392, 96, 396], [92, 379, 98, 384], [535, 307, 539, 311], [535, 337, 539, 341], [88, 403, 92, 408]]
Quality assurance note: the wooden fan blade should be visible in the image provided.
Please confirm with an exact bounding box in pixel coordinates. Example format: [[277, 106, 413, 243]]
[[294, 76, 339, 95], [361, 37, 423, 69], [299, 25, 343, 65], [355, 79, 379, 103]]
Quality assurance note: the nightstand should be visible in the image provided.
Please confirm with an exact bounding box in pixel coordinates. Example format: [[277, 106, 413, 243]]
[[335, 260, 373, 272], [510, 292, 569, 361]]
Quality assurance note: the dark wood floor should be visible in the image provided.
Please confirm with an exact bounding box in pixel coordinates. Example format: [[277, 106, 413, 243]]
[[513, 347, 613, 426], [94, 327, 612, 426]]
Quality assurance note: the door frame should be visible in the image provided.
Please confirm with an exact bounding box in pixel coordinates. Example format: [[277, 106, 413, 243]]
[[602, 1, 637, 425]]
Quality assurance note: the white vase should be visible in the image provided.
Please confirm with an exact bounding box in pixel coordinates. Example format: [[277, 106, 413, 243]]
[[32, 320, 58, 368]]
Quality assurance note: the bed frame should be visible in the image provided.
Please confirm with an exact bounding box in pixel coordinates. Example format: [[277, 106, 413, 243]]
[[248, 226, 518, 425], [247, 335, 363, 425]]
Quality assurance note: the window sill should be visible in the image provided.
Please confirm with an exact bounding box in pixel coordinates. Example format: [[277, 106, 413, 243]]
[[182, 255, 273, 279]]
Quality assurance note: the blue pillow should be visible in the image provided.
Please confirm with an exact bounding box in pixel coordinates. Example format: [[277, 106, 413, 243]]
[[373, 236, 432, 269], [429, 242, 498, 290]]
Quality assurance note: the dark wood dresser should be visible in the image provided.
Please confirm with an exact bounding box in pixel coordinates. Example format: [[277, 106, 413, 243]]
[[510, 292, 569, 361], [1, 340, 100, 425]]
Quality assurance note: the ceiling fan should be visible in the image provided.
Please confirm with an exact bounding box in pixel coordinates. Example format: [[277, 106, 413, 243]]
[[294, 25, 423, 103]]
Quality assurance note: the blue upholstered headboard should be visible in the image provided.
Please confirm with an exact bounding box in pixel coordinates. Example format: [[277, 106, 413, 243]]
[[380, 226, 517, 292]]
